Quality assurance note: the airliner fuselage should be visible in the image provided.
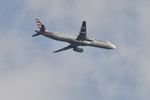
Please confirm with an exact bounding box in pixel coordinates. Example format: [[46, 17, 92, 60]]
[[33, 19, 116, 53]]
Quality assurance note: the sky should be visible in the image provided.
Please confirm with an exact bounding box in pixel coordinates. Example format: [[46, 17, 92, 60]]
[[0, 0, 150, 100]]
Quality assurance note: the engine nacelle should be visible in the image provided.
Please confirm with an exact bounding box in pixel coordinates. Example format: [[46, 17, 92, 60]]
[[73, 47, 84, 53]]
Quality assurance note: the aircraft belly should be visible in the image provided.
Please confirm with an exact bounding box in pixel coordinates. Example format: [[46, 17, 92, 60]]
[[45, 33, 89, 46], [89, 42, 111, 49], [69, 40, 89, 46]]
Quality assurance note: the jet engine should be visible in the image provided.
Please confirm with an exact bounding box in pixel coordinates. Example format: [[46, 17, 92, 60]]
[[73, 47, 84, 53]]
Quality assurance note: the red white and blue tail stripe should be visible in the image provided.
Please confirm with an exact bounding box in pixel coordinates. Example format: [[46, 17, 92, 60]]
[[35, 19, 42, 31]]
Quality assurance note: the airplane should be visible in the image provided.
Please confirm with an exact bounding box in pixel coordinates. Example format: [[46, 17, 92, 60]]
[[32, 19, 116, 53]]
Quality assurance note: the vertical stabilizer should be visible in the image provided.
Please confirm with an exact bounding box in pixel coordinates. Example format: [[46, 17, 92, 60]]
[[32, 19, 46, 37], [35, 19, 42, 31], [35, 19, 46, 32]]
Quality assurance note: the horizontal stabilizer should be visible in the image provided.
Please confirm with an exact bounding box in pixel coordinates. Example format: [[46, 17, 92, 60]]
[[32, 33, 40, 37]]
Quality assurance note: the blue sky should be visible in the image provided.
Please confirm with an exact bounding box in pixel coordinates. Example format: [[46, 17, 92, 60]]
[[0, 0, 150, 100]]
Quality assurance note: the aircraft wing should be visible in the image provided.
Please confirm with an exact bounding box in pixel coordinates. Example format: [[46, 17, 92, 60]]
[[52, 45, 73, 53], [76, 21, 87, 41]]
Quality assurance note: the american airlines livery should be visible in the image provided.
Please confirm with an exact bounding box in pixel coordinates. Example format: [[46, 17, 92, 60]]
[[32, 19, 116, 53]]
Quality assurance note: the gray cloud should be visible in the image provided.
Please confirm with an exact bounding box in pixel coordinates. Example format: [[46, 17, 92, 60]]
[[0, 0, 150, 100]]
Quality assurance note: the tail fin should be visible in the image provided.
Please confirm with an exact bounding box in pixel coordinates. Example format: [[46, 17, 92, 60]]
[[40, 25, 45, 32], [32, 19, 46, 37], [35, 19, 45, 32]]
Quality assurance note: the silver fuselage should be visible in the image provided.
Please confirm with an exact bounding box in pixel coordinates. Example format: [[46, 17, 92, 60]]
[[41, 31, 116, 49]]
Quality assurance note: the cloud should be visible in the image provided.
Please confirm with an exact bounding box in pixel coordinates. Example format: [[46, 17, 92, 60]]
[[0, 0, 150, 100]]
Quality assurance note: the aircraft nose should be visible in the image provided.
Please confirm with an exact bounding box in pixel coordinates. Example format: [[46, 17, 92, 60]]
[[111, 44, 116, 49]]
